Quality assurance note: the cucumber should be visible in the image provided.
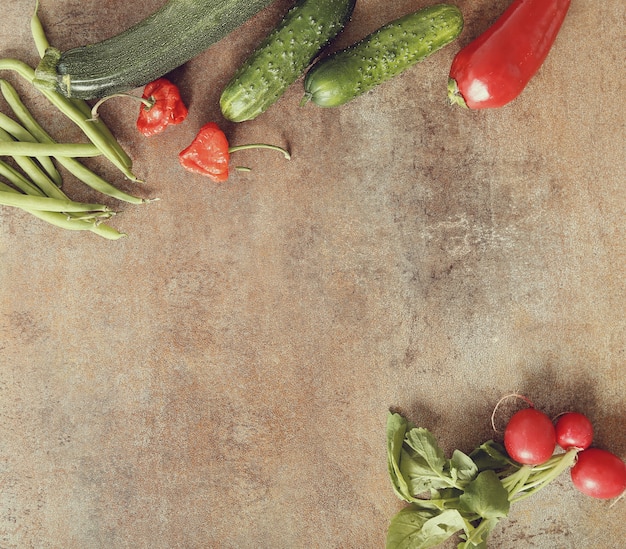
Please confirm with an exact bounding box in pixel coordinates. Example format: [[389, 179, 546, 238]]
[[302, 4, 464, 108], [220, 0, 356, 122], [33, 0, 275, 99]]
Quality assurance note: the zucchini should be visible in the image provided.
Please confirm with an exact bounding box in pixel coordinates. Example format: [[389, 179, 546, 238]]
[[33, 0, 276, 99], [302, 4, 464, 108], [220, 0, 356, 122]]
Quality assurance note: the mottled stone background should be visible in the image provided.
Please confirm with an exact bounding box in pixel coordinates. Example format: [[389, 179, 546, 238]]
[[1, 1, 624, 548]]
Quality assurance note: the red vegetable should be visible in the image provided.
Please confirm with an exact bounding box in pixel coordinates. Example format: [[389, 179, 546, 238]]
[[555, 412, 594, 450], [137, 78, 188, 137], [179, 122, 230, 181], [504, 408, 556, 465], [448, 0, 571, 109], [571, 448, 626, 499], [179, 122, 290, 182]]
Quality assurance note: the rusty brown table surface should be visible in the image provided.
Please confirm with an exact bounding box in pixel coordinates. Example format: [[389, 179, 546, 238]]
[[1, 1, 624, 548]]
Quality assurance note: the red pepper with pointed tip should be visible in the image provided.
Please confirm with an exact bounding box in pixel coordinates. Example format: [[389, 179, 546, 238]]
[[137, 78, 188, 137], [448, 0, 571, 109], [179, 122, 291, 183], [179, 122, 231, 182]]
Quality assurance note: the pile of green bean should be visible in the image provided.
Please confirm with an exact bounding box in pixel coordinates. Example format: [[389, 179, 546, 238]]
[[0, 3, 148, 240]]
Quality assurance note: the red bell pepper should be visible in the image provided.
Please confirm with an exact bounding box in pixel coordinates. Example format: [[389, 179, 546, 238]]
[[448, 0, 571, 109], [136, 78, 188, 136], [179, 122, 290, 182]]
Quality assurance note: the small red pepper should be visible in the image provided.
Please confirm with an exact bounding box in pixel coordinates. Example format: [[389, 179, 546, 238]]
[[179, 122, 290, 182], [448, 0, 571, 109], [136, 78, 188, 137]]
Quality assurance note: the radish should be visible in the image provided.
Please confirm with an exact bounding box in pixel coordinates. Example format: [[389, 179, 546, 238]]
[[555, 412, 594, 450], [570, 448, 626, 499], [504, 408, 556, 465]]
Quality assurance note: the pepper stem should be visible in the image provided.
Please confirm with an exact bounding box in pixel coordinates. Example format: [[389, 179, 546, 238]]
[[228, 143, 291, 160], [447, 78, 469, 109], [89, 93, 155, 121]]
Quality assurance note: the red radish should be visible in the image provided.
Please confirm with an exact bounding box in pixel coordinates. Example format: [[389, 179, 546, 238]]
[[504, 408, 556, 465], [555, 412, 594, 450], [570, 448, 626, 499]]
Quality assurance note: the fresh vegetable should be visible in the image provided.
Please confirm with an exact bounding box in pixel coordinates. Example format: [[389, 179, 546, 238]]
[[179, 122, 290, 182], [386, 412, 578, 549], [447, 0, 571, 109], [136, 78, 188, 137], [0, 4, 150, 239], [387, 406, 626, 548], [571, 448, 626, 499], [220, 0, 356, 122], [555, 412, 594, 451], [503, 408, 556, 465], [0, 79, 143, 205], [33, 0, 275, 100], [302, 4, 463, 108], [0, 141, 101, 157]]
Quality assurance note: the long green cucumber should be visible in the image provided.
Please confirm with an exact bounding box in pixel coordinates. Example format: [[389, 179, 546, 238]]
[[302, 4, 464, 108], [220, 0, 356, 122], [33, 0, 275, 99]]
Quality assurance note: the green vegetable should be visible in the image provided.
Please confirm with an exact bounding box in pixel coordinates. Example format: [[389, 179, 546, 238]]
[[33, 0, 275, 100], [302, 4, 464, 108], [0, 79, 144, 204], [220, 0, 356, 122], [385, 412, 579, 549], [0, 141, 101, 157], [0, 5, 151, 238]]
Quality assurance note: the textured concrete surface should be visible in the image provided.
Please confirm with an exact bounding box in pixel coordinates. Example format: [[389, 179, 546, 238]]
[[1, 1, 625, 548]]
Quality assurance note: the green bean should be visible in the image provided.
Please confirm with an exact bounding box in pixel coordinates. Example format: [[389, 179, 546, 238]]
[[0, 178, 124, 239], [42, 89, 139, 179], [0, 58, 33, 82], [1, 58, 138, 180], [70, 96, 134, 169], [28, 5, 135, 172], [0, 85, 144, 203], [0, 112, 62, 185], [0, 158, 44, 195], [31, 0, 49, 58], [0, 190, 110, 212], [26, 209, 124, 239], [57, 156, 146, 204], [0, 126, 66, 199], [0, 140, 101, 157]]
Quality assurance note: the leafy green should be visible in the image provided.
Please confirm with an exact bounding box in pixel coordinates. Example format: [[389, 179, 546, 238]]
[[385, 411, 576, 549], [469, 440, 513, 472], [400, 428, 451, 493], [386, 506, 466, 549], [449, 449, 479, 484], [459, 471, 510, 519], [387, 412, 418, 502]]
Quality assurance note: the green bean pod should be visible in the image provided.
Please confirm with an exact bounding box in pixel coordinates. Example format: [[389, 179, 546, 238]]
[[0, 178, 123, 239], [0, 190, 110, 212], [0, 126, 66, 199], [0, 82, 143, 203], [0, 112, 62, 185], [0, 61, 138, 180], [0, 158, 43, 196], [0, 141, 101, 157]]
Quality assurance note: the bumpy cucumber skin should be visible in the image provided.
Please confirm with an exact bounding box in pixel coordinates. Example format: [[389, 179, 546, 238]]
[[303, 4, 464, 107], [47, 0, 275, 99], [220, 0, 356, 122]]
